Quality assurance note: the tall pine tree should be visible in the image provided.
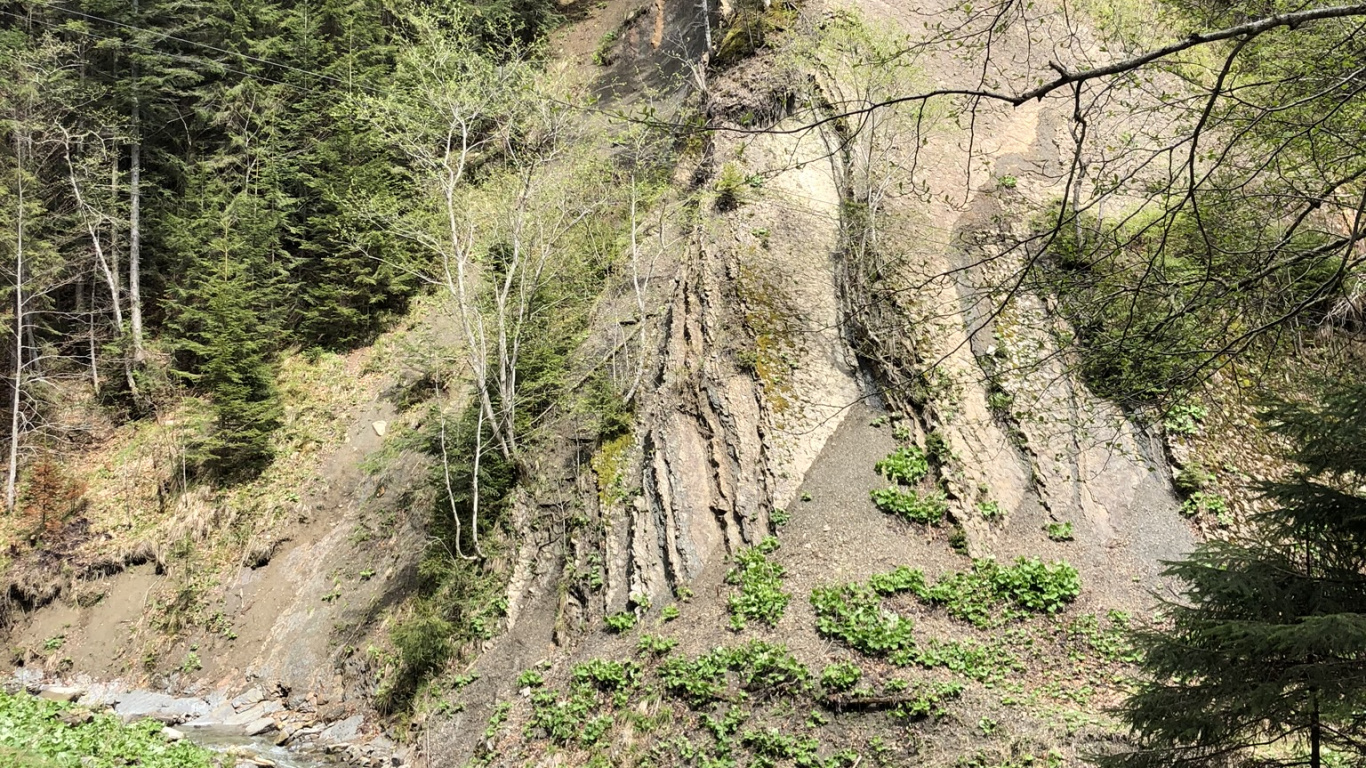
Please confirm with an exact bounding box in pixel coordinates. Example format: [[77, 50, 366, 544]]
[[1107, 383, 1366, 768]]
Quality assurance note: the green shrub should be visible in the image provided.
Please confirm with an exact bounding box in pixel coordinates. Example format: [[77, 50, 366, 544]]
[[637, 634, 678, 656], [810, 584, 918, 663], [870, 488, 947, 524], [977, 500, 1004, 520], [572, 659, 639, 691], [725, 537, 792, 630], [1174, 463, 1215, 493], [1045, 522, 1074, 541], [819, 661, 862, 693], [875, 445, 930, 484], [867, 565, 926, 596], [518, 669, 545, 687], [591, 29, 619, 65], [1181, 491, 1229, 519], [605, 611, 637, 633], [715, 162, 751, 211], [925, 430, 955, 464]]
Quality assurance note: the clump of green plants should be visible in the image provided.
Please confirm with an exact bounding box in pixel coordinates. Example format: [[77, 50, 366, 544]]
[[810, 577, 1019, 681], [867, 565, 926, 596], [920, 557, 1082, 626], [870, 488, 947, 524], [1174, 462, 1215, 494], [638, 634, 678, 656], [1180, 491, 1229, 519], [1045, 522, 1074, 541], [977, 499, 1003, 520], [925, 430, 955, 464], [1065, 610, 1140, 664], [591, 29, 619, 65], [525, 660, 640, 747], [605, 611, 638, 633], [875, 445, 930, 484], [740, 728, 858, 766], [0, 690, 219, 768], [660, 604, 681, 621], [771, 507, 791, 527], [573, 659, 640, 694], [518, 669, 545, 688], [1163, 403, 1208, 436], [725, 537, 792, 630], [810, 584, 919, 663], [658, 641, 810, 706], [891, 681, 964, 720], [715, 162, 762, 211], [819, 661, 862, 693]]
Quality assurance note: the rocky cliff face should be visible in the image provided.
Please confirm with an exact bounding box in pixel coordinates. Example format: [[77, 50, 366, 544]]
[[4, 1, 1201, 766]]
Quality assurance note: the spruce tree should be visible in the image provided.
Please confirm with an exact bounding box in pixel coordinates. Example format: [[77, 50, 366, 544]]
[[1106, 383, 1366, 768], [182, 254, 282, 479]]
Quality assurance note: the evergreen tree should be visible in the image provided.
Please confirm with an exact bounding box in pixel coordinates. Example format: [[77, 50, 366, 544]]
[[179, 253, 282, 479], [1106, 382, 1366, 768], [162, 172, 287, 481]]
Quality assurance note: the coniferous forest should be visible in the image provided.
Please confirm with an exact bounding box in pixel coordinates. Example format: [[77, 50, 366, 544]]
[[0, 0, 557, 491]]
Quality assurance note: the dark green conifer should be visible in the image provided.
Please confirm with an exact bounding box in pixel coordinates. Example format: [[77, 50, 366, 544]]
[[1107, 383, 1366, 768]]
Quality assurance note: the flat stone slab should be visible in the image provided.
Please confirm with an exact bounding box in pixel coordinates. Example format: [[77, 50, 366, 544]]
[[231, 687, 264, 711], [317, 715, 363, 744], [38, 686, 84, 703], [114, 691, 209, 724]]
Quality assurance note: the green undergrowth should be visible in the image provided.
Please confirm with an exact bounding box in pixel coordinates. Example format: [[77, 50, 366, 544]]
[[725, 537, 792, 630], [811, 559, 1081, 678], [870, 487, 948, 523], [0, 691, 220, 768], [870, 442, 949, 524], [493, 584, 1138, 767]]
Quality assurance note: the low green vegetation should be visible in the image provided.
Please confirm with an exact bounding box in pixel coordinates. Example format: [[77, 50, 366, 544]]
[[605, 611, 638, 633], [725, 537, 792, 630], [1179, 491, 1229, 520], [659, 640, 811, 706], [819, 661, 863, 693], [811, 559, 1079, 680], [869, 488, 948, 523], [526, 660, 641, 747], [1044, 522, 1074, 541], [874, 445, 930, 484], [0, 691, 219, 768], [891, 681, 964, 721]]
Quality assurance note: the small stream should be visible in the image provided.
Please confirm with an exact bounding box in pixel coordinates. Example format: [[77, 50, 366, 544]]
[[183, 727, 337, 768]]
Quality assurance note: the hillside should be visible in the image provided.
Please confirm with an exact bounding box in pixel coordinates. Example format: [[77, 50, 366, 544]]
[[3, 0, 1365, 767]]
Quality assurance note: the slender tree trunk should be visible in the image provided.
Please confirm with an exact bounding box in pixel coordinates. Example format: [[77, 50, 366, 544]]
[[128, 0, 145, 364], [8, 132, 26, 514], [1310, 688, 1321, 768], [129, 124, 144, 363]]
